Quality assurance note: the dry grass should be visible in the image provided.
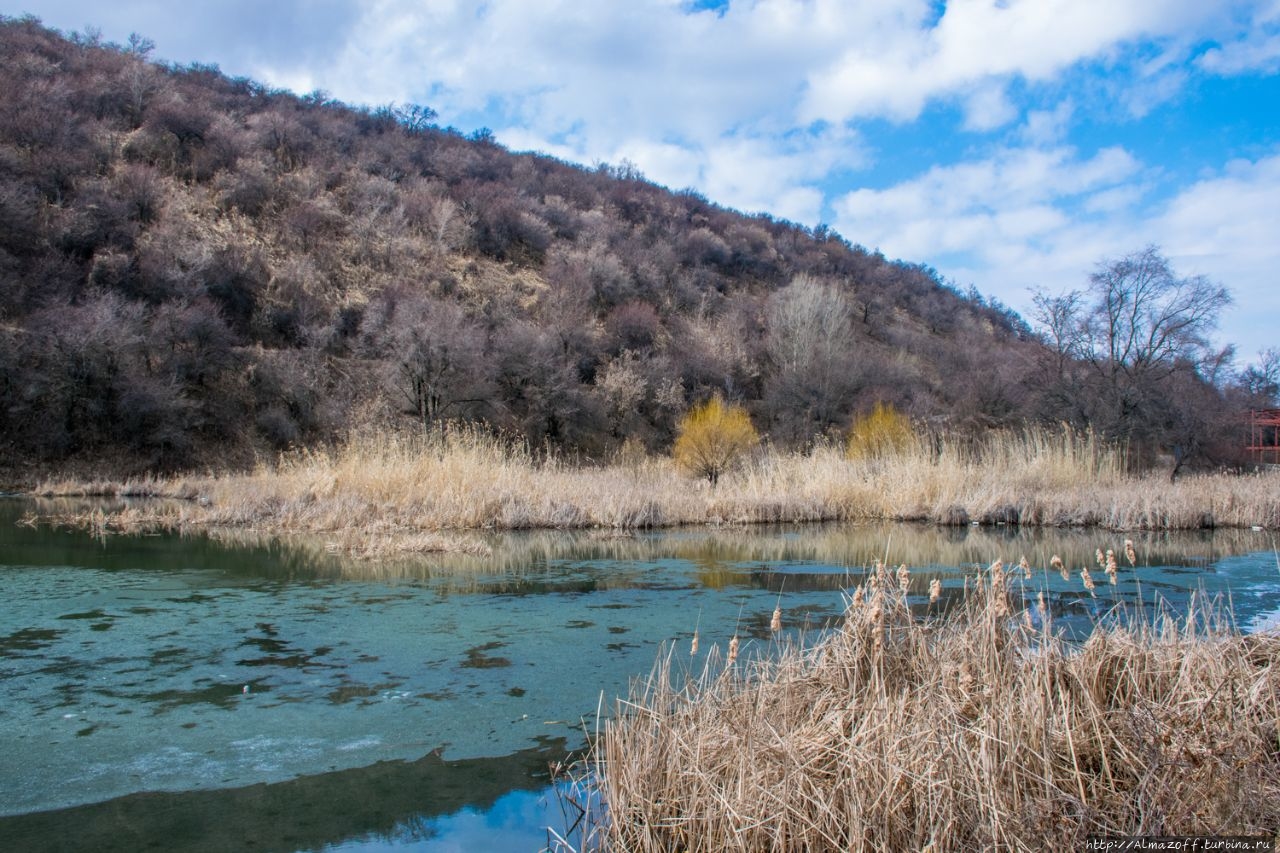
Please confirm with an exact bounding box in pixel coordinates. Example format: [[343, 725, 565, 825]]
[[27, 424, 1280, 554], [579, 568, 1280, 851]]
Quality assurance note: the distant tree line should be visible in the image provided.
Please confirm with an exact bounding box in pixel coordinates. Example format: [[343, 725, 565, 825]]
[[0, 17, 1269, 477]]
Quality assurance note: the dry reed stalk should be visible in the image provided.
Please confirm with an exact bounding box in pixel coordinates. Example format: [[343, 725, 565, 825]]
[[584, 572, 1280, 852], [28, 425, 1280, 556], [1081, 565, 1097, 595]]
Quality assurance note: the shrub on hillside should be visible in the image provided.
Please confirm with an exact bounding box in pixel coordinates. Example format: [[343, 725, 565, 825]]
[[672, 396, 759, 486], [847, 401, 915, 459]]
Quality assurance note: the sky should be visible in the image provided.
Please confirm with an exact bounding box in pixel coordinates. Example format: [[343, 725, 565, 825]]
[[9, 0, 1279, 364]]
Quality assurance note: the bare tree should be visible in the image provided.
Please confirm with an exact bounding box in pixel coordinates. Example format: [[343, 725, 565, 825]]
[[387, 297, 491, 429], [764, 275, 859, 442], [1240, 348, 1279, 406], [1082, 246, 1229, 384], [1031, 246, 1232, 471]]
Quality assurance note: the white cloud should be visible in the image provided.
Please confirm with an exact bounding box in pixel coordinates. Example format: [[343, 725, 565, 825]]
[[799, 0, 1214, 125], [1018, 100, 1075, 146], [963, 82, 1018, 132], [832, 145, 1141, 258], [1152, 154, 1280, 359], [831, 146, 1280, 359], [1198, 0, 1280, 74]]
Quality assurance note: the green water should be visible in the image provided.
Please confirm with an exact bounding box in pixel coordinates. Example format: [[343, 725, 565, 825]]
[[0, 498, 1276, 851]]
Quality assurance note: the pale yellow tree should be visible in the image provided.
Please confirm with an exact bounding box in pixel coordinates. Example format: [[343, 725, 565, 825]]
[[846, 402, 915, 459], [672, 396, 759, 486]]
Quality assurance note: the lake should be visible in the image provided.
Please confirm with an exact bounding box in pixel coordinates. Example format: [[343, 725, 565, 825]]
[[1, 497, 1277, 851]]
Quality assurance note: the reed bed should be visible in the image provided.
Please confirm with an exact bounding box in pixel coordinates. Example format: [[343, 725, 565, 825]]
[[579, 565, 1280, 851], [29, 425, 1280, 553]]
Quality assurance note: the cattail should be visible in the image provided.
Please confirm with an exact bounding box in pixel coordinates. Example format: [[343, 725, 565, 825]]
[[726, 634, 739, 665], [1096, 548, 1105, 568], [690, 629, 699, 656], [897, 563, 910, 595], [1081, 566, 1096, 595], [1105, 549, 1118, 584], [1051, 554, 1068, 582], [1124, 538, 1137, 566], [1036, 590, 1048, 620], [990, 559, 1005, 592], [770, 605, 782, 633], [928, 578, 941, 604], [851, 584, 865, 608], [1019, 555, 1031, 579]]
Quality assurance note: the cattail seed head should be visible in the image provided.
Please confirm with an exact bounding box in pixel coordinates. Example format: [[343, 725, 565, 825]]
[[1081, 566, 1096, 595], [897, 563, 911, 595], [1019, 555, 1031, 579], [770, 606, 782, 633], [690, 629, 699, 656], [1051, 554, 1068, 582], [929, 578, 941, 604], [1124, 539, 1137, 566], [727, 634, 739, 665], [1096, 548, 1105, 568]]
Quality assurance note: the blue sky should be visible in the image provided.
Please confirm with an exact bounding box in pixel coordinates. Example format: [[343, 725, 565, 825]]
[[10, 0, 1279, 364]]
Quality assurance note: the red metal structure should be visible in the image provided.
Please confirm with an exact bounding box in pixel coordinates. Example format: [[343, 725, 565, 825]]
[[1248, 409, 1280, 465]]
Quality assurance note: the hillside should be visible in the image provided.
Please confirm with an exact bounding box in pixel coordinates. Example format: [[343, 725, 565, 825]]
[[0, 16, 1048, 475]]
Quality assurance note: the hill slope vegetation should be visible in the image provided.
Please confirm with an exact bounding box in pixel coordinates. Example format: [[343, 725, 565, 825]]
[[1, 17, 1250, 478]]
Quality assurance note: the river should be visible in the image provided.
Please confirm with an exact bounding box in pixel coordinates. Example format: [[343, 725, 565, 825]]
[[1, 498, 1276, 851]]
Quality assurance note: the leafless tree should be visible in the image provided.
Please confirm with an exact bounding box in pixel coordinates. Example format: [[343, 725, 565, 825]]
[[1240, 348, 1279, 406], [1031, 246, 1232, 471], [764, 275, 859, 441], [387, 297, 491, 429]]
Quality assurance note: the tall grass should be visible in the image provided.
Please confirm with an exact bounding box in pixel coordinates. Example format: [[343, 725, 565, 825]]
[[31, 424, 1280, 552], [579, 567, 1280, 851]]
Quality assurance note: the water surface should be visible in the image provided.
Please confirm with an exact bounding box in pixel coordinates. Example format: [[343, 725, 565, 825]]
[[1, 499, 1276, 850]]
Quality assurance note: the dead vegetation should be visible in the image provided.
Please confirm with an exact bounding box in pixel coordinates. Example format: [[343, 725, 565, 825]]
[[575, 563, 1280, 851], [26, 425, 1280, 557]]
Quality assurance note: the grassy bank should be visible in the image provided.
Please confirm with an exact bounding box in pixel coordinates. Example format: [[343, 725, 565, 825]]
[[27, 425, 1280, 554], [575, 564, 1280, 851]]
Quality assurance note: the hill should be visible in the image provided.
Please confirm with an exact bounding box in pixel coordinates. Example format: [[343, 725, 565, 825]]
[[1, 16, 1065, 475]]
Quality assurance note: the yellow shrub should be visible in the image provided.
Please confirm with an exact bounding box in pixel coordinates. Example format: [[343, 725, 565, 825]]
[[672, 396, 759, 485], [847, 402, 915, 459]]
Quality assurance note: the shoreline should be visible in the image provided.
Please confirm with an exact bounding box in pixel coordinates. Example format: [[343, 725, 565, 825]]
[[16, 428, 1280, 556]]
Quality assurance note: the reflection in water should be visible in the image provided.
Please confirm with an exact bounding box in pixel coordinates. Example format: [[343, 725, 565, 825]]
[[2, 497, 1277, 852], [0, 738, 568, 853], [12, 498, 1265, 586]]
